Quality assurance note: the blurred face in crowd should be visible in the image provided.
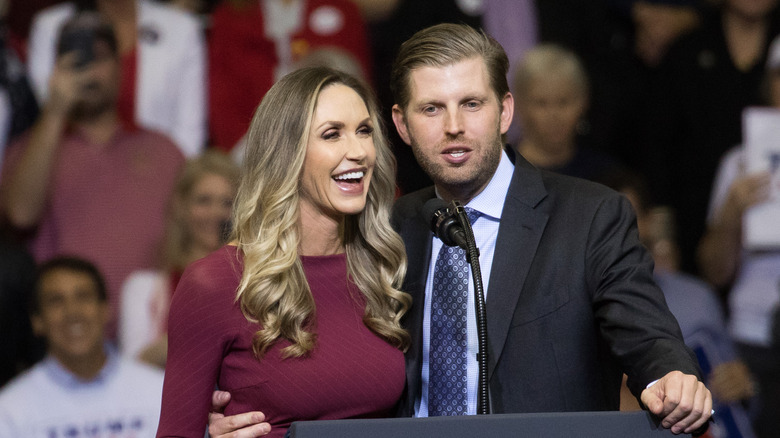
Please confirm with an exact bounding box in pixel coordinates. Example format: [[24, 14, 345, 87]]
[[32, 268, 107, 368], [70, 40, 120, 120], [517, 73, 586, 152], [299, 83, 376, 221], [392, 56, 513, 202], [620, 188, 680, 273], [184, 172, 236, 254]]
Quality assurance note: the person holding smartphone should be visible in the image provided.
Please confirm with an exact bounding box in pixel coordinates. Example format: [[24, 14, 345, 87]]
[[0, 11, 184, 341], [27, 0, 206, 158]]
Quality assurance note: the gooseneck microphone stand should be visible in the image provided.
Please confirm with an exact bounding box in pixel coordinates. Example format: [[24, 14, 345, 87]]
[[450, 201, 490, 415]]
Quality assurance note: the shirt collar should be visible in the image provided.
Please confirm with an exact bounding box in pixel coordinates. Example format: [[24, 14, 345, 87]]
[[464, 149, 514, 220], [42, 343, 119, 389]]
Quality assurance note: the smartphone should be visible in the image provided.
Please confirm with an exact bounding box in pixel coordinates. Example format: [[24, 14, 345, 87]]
[[56, 27, 96, 69]]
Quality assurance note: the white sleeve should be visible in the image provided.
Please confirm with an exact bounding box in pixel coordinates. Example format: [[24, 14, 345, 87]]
[[26, 6, 73, 104], [118, 271, 167, 359], [169, 14, 207, 157]]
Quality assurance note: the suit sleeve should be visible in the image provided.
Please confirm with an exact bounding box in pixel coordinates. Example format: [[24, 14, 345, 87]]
[[585, 193, 701, 398]]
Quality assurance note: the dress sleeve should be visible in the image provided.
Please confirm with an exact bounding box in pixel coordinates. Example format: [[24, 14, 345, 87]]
[[156, 258, 236, 437]]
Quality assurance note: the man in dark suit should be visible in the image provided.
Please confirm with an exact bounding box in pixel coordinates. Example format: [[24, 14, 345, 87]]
[[207, 23, 712, 438], [387, 23, 711, 434]]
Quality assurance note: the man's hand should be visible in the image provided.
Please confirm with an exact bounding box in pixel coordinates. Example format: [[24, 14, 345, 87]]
[[640, 371, 712, 435], [717, 172, 771, 230], [208, 390, 271, 438], [47, 52, 94, 116]]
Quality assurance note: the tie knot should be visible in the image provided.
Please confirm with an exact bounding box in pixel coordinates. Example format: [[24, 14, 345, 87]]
[[464, 207, 481, 225]]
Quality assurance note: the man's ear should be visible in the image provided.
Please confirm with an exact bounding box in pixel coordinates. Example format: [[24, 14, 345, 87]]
[[500, 92, 514, 135], [391, 104, 412, 146]]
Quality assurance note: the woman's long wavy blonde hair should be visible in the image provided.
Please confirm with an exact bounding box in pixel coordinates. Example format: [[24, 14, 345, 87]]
[[232, 67, 410, 359]]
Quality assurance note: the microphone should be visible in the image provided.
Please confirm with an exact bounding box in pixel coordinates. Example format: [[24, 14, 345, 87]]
[[421, 198, 468, 250]]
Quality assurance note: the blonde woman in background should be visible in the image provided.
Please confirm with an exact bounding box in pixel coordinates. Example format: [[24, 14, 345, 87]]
[[119, 151, 239, 368], [513, 44, 622, 183]]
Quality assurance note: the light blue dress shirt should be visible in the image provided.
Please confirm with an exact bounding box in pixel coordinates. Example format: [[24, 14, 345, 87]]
[[416, 150, 515, 416]]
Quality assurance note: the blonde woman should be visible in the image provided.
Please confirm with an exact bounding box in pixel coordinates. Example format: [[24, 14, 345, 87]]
[[156, 67, 410, 438], [119, 150, 240, 367]]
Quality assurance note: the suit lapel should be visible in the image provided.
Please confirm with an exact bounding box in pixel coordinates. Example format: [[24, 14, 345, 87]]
[[486, 157, 549, 379]]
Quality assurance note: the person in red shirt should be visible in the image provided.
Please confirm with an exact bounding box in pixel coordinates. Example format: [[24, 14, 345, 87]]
[[208, 0, 372, 152], [0, 12, 184, 340]]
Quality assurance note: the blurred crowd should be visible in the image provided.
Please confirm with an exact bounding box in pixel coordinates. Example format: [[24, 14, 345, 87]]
[[0, 1, 779, 438]]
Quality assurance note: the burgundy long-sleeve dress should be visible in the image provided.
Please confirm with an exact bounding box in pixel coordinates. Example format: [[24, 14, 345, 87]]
[[156, 246, 405, 437]]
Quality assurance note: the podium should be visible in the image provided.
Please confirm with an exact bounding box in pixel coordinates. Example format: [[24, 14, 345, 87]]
[[288, 411, 690, 437]]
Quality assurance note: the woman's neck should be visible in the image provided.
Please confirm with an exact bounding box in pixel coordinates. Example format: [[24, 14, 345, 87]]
[[517, 137, 576, 169], [723, 8, 770, 71], [299, 228, 344, 256], [298, 208, 345, 256], [183, 245, 211, 268]]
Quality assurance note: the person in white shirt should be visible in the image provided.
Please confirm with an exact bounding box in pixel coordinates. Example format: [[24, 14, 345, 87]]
[[697, 34, 780, 438], [0, 256, 164, 438]]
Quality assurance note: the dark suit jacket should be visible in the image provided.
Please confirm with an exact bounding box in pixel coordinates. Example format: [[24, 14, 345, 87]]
[[391, 153, 701, 416]]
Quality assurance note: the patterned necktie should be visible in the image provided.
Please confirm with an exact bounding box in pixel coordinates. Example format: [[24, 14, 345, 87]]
[[428, 208, 480, 416]]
